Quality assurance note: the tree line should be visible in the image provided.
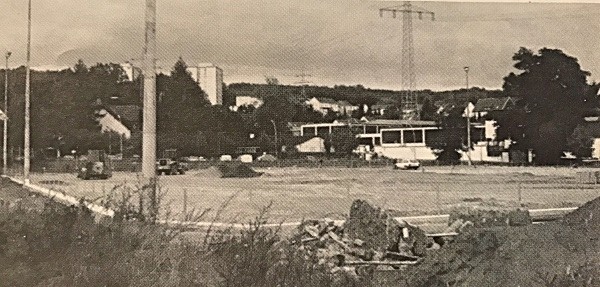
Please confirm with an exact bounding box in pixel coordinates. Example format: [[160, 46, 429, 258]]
[[425, 47, 600, 165], [0, 47, 597, 164]]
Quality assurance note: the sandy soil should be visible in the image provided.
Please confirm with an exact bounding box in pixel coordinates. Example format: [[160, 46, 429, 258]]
[[8, 166, 600, 223]]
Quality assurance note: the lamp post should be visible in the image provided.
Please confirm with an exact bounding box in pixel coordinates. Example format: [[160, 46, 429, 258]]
[[3, 51, 11, 175], [464, 66, 472, 166], [118, 115, 123, 156], [270, 119, 278, 158], [24, 0, 32, 183]]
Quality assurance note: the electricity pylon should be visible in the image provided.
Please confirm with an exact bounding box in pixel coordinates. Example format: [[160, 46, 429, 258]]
[[380, 1, 434, 120]]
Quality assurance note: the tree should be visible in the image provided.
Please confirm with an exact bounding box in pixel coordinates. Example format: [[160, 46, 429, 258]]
[[497, 47, 596, 164], [265, 76, 279, 85], [567, 125, 594, 159], [420, 97, 438, 121], [329, 127, 359, 157], [427, 107, 468, 164]]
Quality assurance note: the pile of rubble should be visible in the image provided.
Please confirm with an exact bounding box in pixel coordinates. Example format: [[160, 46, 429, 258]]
[[291, 200, 430, 279], [217, 164, 263, 178], [448, 207, 531, 228]]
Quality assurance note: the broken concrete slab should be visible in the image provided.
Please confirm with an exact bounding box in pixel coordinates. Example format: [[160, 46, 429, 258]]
[[343, 200, 428, 256]]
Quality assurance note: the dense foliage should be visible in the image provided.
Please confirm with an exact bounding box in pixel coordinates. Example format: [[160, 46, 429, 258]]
[[4, 49, 597, 164], [496, 47, 599, 164]]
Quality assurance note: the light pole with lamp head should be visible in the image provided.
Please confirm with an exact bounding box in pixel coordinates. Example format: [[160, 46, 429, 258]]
[[464, 66, 472, 166], [270, 119, 278, 158], [3, 51, 11, 175]]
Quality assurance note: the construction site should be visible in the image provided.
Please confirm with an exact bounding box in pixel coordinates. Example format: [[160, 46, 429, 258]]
[[1, 0, 600, 286]]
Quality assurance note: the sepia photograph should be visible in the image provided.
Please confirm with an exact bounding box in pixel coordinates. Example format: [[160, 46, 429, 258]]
[[0, 0, 599, 286]]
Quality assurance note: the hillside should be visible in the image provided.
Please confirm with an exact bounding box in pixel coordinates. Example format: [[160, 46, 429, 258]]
[[225, 83, 504, 107]]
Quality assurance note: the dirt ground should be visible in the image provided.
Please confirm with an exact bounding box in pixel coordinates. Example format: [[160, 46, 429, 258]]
[[3, 170, 600, 286], [376, 195, 600, 287], [0, 177, 49, 211], [9, 166, 600, 224]]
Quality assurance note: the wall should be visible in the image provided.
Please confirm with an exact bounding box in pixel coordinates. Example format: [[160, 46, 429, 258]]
[[593, 138, 600, 159], [378, 145, 437, 160], [378, 142, 508, 162], [461, 142, 507, 162], [295, 137, 326, 153], [97, 110, 131, 139], [188, 64, 223, 105]]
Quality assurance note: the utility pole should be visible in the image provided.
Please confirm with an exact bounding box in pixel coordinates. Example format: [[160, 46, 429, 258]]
[[380, 1, 434, 121], [464, 66, 472, 166], [270, 119, 278, 158], [24, 0, 32, 184], [142, 0, 157, 180], [294, 71, 312, 101], [3, 52, 10, 175], [118, 115, 123, 156]]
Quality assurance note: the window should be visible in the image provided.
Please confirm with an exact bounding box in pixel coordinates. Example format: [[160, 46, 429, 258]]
[[365, 126, 378, 134], [374, 137, 381, 146], [382, 130, 401, 144], [302, 127, 314, 136], [358, 138, 373, 146], [317, 126, 330, 137], [403, 129, 423, 144]]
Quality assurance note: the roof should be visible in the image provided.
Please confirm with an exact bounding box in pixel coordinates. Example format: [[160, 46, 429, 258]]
[[334, 118, 364, 125], [287, 122, 308, 128], [313, 97, 338, 104], [337, 100, 355, 107], [371, 104, 393, 109], [365, 119, 437, 127], [473, 97, 515, 112], [107, 105, 141, 129]]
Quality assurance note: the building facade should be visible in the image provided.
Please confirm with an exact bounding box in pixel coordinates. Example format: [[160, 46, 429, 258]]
[[187, 64, 223, 105], [120, 62, 142, 82]]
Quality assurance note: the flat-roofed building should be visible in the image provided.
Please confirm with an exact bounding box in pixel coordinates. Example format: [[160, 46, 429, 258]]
[[187, 63, 223, 105]]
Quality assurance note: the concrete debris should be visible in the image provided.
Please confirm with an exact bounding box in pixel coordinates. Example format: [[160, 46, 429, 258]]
[[344, 200, 427, 256], [448, 207, 532, 228], [293, 199, 428, 280]]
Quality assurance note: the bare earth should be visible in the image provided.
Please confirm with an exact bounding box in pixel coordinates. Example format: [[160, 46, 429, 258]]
[[13, 166, 600, 223]]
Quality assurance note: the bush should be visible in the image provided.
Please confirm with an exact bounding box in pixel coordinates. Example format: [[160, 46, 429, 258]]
[[0, 190, 369, 286]]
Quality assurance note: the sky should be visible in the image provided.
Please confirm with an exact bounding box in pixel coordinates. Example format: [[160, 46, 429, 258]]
[[1, 0, 599, 91]]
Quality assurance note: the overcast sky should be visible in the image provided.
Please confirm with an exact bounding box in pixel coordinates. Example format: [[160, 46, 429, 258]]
[[1, 0, 599, 91]]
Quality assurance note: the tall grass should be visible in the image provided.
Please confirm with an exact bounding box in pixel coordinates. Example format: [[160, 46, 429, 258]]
[[0, 182, 374, 287]]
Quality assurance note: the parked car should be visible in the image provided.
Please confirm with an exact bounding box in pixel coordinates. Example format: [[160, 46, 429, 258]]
[[156, 158, 186, 175], [220, 155, 233, 162], [394, 159, 421, 170], [78, 161, 112, 180]]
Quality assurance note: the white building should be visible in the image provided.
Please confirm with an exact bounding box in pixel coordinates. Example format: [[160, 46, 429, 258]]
[[295, 137, 326, 153], [235, 96, 263, 109], [120, 62, 142, 82], [187, 63, 223, 105], [95, 109, 131, 139], [305, 97, 359, 115]]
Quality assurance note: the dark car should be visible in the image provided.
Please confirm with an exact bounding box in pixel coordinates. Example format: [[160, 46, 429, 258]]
[[156, 158, 186, 175]]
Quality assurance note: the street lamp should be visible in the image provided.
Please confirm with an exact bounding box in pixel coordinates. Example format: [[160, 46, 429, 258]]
[[3, 51, 11, 175], [464, 66, 469, 89], [270, 119, 278, 158], [464, 66, 472, 166]]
